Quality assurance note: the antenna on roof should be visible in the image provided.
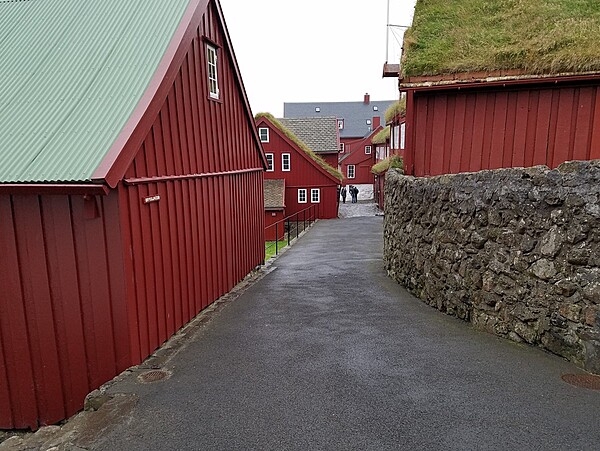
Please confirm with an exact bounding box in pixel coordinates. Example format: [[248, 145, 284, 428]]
[[385, 0, 410, 64]]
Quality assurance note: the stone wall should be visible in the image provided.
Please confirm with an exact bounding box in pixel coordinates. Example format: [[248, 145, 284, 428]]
[[383, 161, 600, 373]]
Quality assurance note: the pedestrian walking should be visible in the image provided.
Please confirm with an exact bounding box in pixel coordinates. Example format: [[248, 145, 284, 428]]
[[341, 186, 347, 203]]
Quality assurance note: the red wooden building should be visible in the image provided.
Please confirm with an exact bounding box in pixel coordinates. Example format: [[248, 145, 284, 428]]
[[339, 126, 383, 185], [0, 0, 265, 429], [398, 0, 600, 177], [256, 114, 343, 221]]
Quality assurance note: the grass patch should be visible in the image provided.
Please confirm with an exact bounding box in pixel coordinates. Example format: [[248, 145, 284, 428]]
[[384, 98, 406, 123], [372, 127, 390, 145], [402, 0, 600, 77], [372, 154, 404, 175], [265, 240, 288, 261]]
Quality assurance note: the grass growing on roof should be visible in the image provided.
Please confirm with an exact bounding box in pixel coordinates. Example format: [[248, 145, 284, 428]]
[[371, 155, 404, 175], [402, 0, 600, 77], [256, 113, 344, 181], [384, 98, 406, 123], [372, 127, 390, 145]]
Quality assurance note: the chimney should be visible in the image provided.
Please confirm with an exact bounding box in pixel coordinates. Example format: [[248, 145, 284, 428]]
[[372, 116, 381, 129], [363, 93, 370, 104]]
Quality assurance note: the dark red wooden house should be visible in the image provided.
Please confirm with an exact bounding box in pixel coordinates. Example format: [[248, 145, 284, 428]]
[[398, 0, 600, 177], [339, 126, 382, 185], [0, 0, 266, 429], [256, 114, 343, 221]]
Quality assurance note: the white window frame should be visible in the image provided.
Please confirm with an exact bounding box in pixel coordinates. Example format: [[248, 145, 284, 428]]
[[347, 165, 355, 179], [365, 145, 372, 155], [400, 123, 406, 150], [298, 188, 307, 203], [265, 153, 274, 171], [206, 44, 219, 99], [340, 142, 345, 152], [337, 119, 344, 130], [311, 188, 320, 203], [282, 153, 291, 172], [259, 127, 269, 143]]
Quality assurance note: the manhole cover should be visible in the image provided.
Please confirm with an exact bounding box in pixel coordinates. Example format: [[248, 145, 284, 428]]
[[561, 373, 600, 390], [138, 369, 170, 383]]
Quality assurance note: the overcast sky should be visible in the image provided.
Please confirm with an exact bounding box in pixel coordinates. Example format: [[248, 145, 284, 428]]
[[220, 0, 417, 117]]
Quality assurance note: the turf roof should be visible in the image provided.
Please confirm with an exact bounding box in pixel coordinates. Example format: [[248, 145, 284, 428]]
[[384, 98, 406, 123], [402, 0, 600, 78], [371, 155, 404, 175], [255, 113, 343, 181]]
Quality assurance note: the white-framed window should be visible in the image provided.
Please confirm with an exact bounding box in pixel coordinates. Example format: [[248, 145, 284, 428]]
[[365, 145, 372, 154], [400, 123, 406, 150], [298, 188, 307, 203], [206, 44, 219, 99], [265, 153, 274, 171], [347, 165, 355, 179], [259, 127, 269, 142], [392, 125, 400, 150], [311, 188, 320, 203], [282, 153, 290, 171], [340, 142, 345, 152], [337, 119, 344, 130], [366, 119, 372, 125]]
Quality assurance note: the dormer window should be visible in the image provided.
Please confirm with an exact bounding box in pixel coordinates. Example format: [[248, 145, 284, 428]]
[[315, 107, 321, 113], [337, 119, 344, 130]]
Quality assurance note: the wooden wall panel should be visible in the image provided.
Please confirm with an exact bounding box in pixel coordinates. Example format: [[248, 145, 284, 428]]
[[409, 83, 600, 176], [0, 193, 128, 429]]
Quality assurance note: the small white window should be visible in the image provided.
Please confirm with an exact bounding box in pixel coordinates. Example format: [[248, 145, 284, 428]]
[[347, 165, 355, 179], [366, 119, 372, 125], [266, 153, 274, 171], [315, 107, 321, 112], [259, 127, 269, 142], [365, 145, 372, 155], [400, 123, 406, 150], [282, 153, 290, 171], [373, 106, 378, 111], [298, 189, 307, 203], [337, 119, 344, 130], [206, 44, 219, 99], [340, 142, 345, 152], [311, 188, 320, 203]]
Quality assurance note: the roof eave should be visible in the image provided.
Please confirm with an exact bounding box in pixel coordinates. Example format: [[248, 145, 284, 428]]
[[0, 183, 110, 196], [400, 71, 600, 91]]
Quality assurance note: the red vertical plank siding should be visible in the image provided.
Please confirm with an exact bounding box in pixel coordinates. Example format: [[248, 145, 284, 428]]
[[430, 95, 447, 175], [0, 196, 37, 429], [1, 192, 127, 429], [411, 82, 600, 176], [459, 94, 476, 173], [533, 90, 552, 166], [13, 197, 65, 424], [502, 92, 518, 168], [573, 87, 594, 161], [589, 89, 600, 160], [490, 92, 508, 169], [42, 197, 90, 413]]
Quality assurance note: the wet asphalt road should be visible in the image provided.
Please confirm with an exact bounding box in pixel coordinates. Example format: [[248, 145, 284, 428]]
[[94, 215, 600, 451]]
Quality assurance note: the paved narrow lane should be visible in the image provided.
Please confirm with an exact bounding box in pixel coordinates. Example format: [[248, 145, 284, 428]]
[[95, 216, 599, 451]]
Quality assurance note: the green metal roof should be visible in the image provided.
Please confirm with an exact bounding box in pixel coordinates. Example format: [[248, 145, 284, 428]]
[[0, 0, 190, 183]]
